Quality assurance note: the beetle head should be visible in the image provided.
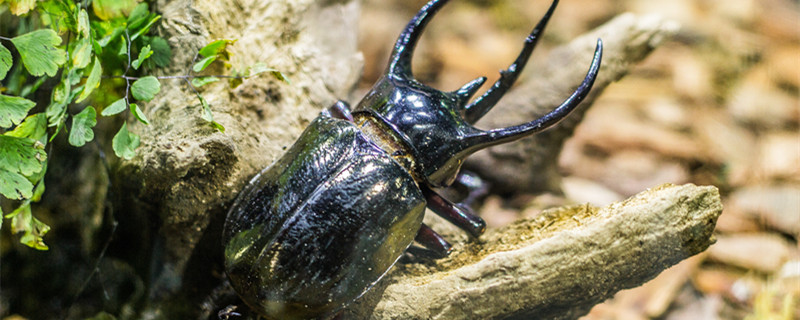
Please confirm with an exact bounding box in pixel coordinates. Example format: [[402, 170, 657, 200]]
[[354, 0, 602, 188]]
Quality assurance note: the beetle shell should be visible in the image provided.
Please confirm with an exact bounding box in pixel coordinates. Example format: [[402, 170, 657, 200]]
[[222, 115, 425, 319]]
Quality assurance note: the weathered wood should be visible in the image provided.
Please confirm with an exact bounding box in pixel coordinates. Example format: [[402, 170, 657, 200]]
[[345, 184, 722, 319]]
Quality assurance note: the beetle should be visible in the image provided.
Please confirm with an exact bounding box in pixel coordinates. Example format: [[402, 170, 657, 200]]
[[222, 0, 602, 318]]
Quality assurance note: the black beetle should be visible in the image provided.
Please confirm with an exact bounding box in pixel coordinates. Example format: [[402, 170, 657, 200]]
[[222, 0, 602, 318]]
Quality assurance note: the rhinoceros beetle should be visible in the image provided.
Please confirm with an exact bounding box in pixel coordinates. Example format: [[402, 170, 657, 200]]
[[222, 0, 602, 318]]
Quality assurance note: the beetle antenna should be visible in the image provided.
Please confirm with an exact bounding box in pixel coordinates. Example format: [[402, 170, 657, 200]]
[[388, 0, 450, 78], [463, 39, 603, 150], [462, 0, 559, 123]]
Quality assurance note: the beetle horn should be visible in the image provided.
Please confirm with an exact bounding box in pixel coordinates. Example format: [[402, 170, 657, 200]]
[[462, 39, 603, 151], [462, 0, 559, 124], [454, 76, 487, 104], [388, 0, 450, 78]]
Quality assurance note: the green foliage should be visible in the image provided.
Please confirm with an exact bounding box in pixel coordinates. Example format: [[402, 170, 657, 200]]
[[0, 0, 289, 250], [68, 106, 97, 147], [112, 122, 139, 160], [130, 76, 160, 101], [0, 44, 11, 80], [10, 29, 67, 77], [0, 94, 37, 127]]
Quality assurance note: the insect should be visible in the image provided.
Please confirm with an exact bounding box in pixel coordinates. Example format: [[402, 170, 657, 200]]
[[222, 0, 602, 318]]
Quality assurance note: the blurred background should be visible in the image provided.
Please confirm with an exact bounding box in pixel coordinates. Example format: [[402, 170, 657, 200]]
[[358, 0, 798, 319]]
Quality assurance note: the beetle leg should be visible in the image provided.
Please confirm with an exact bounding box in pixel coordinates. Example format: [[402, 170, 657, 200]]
[[320, 100, 354, 122], [422, 186, 486, 238], [414, 223, 453, 258], [453, 171, 489, 208]]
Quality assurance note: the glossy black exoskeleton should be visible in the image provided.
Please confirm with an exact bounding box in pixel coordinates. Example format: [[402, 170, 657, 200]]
[[222, 0, 602, 318]]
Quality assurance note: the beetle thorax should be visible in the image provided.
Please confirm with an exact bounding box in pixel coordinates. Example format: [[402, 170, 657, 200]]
[[354, 75, 482, 188]]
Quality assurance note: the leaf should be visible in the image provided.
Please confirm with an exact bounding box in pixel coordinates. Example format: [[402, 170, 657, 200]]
[[77, 57, 103, 103], [146, 36, 171, 67], [0, 43, 11, 80], [6, 203, 50, 250], [192, 55, 216, 73], [198, 39, 236, 59], [10, 29, 67, 77], [0, 94, 36, 128], [37, 0, 73, 34], [68, 106, 96, 147], [126, 3, 150, 28], [131, 76, 160, 101], [93, 0, 139, 21], [71, 37, 92, 68], [6, 0, 37, 15], [112, 122, 140, 160], [5, 113, 47, 142], [129, 103, 149, 125], [0, 169, 34, 200], [191, 76, 219, 88], [132, 45, 152, 70], [118, 35, 127, 56], [0, 135, 47, 177], [130, 15, 160, 41], [199, 96, 225, 132], [77, 9, 90, 38], [101, 98, 127, 116], [248, 63, 290, 84]]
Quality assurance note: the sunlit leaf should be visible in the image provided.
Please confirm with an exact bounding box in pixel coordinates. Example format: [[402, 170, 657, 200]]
[[68, 106, 96, 147], [199, 96, 224, 132], [126, 3, 150, 28], [132, 45, 152, 70], [191, 76, 219, 88], [0, 169, 33, 200], [6, 0, 37, 16], [5, 113, 47, 142], [131, 76, 160, 101], [198, 39, 236, 59], [0, 94, 36, 128], [6, 203, 50, 250], [130, 15, 160, 41], [37, 0, 73, 34], [77, 9, 90, 38], [77, 57, 102, 102], [192, 55, 216, 73], [0, 135, 46, 177], [101, 98, 127, 116], [0, 43, 11, 80], [93, 0, 138, 21], [130, 103, 149, 125], [248, 62, 290, 84], [112, 122, 140, 160], [10, 29, 67, 77], [71, 38, 92, 68]]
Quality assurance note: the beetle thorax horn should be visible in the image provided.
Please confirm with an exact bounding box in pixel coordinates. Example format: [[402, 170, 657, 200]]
[[354, 0, 603, 188]]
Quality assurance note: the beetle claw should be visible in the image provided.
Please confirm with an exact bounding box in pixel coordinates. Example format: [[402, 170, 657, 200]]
[[414, 223, 453, 258]]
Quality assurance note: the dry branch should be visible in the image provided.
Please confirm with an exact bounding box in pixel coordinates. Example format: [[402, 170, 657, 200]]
[[345, 184, 722, 319]]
